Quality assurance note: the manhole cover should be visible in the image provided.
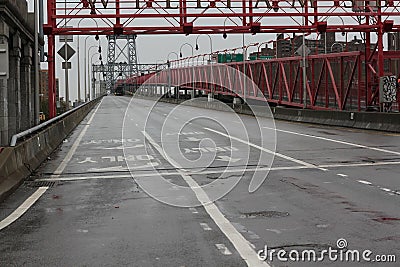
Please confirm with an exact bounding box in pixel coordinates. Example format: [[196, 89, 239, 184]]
[[241, 210, 290, 218]]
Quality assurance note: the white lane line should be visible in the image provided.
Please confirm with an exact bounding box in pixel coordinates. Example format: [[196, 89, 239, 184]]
[[200, 222, 213, 231], [215, 244, 233, 255], [143, 131, 269, 267], [337, 173, 348, 177], [357, 180, 399, 196], [0, 99, 103, 231], [205, 127, 322, 170], [319, 161, 400, 169], [36, 174, 132, 182], [36, 160, 400, 182], [358, 180, 372, 185], [189, 208, 199, 214], [0, 187, 48, 231], [379, 187, 392, 192], [264, 126, 400, 156]]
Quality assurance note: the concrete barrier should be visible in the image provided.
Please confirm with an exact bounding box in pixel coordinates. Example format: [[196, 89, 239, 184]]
[[138, 95, 400, 133], [0, 98, 102, 203]]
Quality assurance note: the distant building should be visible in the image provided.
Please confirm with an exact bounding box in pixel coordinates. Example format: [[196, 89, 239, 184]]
[[387, 32, 400, 51], [39, 70, 59, 100], [39, 70, 49, 98]]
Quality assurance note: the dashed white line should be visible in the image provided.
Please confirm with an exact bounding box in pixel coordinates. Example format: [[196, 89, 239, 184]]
[[357, 180, 372, 185], [200, 223, 212, 231], [379, 187, 392, 192], [215, 244, 232, 255], [337, 173, 348, 177]]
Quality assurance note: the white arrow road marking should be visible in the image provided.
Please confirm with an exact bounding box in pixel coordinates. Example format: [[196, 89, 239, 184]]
[[216, 156, 241, 163]]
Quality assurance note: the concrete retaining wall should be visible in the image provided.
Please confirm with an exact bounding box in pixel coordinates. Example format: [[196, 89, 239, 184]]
[[0, 98, 101, 203], [147, 96, 400, 133]]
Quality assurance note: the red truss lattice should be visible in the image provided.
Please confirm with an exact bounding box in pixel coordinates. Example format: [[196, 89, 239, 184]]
[[44, 0, 400, 117]]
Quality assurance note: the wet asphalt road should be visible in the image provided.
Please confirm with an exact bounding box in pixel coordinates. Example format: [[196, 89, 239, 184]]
[[0, 96, 399, 266]]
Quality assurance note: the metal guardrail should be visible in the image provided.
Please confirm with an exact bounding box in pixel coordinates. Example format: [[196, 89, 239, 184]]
[[10, 97, 102, 147]]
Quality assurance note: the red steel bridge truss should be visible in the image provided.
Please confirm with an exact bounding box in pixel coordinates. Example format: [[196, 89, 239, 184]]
[[44, 0, 400, 117]]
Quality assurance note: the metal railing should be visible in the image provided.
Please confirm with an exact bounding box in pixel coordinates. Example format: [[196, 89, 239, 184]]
[[10, 97, 102, 147]]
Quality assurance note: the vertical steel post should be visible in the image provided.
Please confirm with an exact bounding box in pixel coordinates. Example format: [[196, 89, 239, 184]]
[[34, 0, 40, 124], [47, 0, 56, 118], [48, 35, 56, 118]]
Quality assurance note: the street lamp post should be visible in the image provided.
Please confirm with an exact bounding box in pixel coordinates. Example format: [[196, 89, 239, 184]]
[[167, 51, 179, 98], [243, 43, 258, 101], [90, 53, 101, 99], [179, 43, 194, 99], [78, 19, 100, 102], [87, 46, 101, 99], [195, 34, 213, 100], [84, 38, 101, 100]]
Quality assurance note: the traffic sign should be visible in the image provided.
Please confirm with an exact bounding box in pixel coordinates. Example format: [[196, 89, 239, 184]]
[[59, 35, 73, 42], [58, 44, 75, 61], [295, 44, 311, 57], [62, 62, 71, 69]]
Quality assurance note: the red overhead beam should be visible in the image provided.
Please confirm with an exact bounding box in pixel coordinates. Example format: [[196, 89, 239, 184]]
[[44, 0, 400, 117]]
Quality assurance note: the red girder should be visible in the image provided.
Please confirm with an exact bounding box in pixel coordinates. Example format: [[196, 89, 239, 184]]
[[44, 0, 400, 117], [133, 52, 399, 112]]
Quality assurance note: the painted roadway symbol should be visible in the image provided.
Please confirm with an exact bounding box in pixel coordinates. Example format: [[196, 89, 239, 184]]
[[77, 155, 155, 163]]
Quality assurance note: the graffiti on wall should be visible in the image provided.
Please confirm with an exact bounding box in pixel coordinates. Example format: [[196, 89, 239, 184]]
[[379, 75, 398, 103]]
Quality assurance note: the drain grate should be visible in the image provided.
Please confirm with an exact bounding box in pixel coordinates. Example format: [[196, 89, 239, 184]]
[[241, 210, 290, 218], [24, 180, 57, 188]]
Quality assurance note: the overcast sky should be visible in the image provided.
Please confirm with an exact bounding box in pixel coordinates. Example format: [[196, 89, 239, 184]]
[[26, 0, 386, 102]]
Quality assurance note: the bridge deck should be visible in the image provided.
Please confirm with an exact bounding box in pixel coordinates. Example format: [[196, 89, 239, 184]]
[[0, 96, 399, 266]]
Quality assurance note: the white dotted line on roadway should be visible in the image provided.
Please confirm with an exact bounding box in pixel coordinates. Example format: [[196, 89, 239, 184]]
[[356, 179, 400, 196]]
